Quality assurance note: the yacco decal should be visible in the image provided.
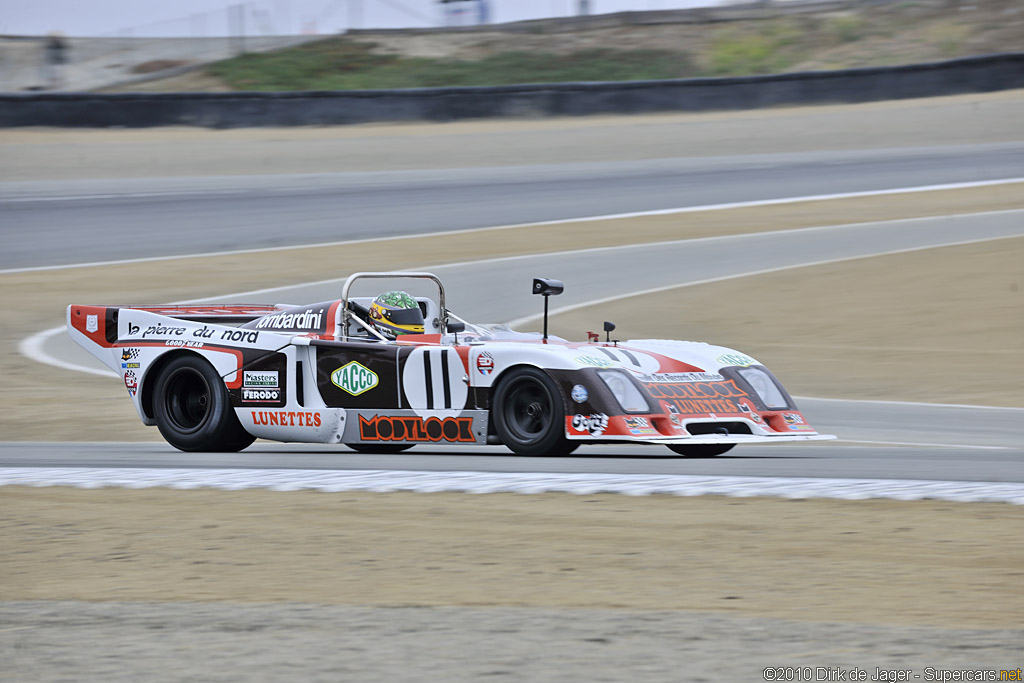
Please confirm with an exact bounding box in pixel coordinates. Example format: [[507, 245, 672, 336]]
[[250, 411, 322, 427], [359, 415, 474, 443], [644, 379, 750, 415], [331, 362, 378, 396]]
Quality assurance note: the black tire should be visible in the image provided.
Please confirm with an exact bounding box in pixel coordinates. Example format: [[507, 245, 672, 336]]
[[665, 443, 735, 457], [492, 367, 579, 457], [346, 443, 415, 454], [153, 355, 255, 452]]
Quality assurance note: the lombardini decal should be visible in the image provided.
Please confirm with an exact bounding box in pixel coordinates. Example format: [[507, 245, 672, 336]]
[[253, 308, 324, 330], [359, 415, 474, 443], [331, 362, 379, 396]]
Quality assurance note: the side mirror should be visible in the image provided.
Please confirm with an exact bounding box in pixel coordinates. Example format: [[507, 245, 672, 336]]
[[446, 321, 465, 334], [532, 278, 564, 297], [604, 321, 616, 343], [532, 277, 564, 341]]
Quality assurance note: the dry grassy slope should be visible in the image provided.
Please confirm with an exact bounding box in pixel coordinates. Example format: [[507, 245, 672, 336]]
[[108, 0, 1024, 92]]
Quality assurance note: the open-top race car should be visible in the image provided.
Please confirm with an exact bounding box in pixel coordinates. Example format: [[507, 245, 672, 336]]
[[68, 272, 834, 455]]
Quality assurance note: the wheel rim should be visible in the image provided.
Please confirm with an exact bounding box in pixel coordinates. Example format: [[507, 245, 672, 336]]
[[502, 377, 554, 442], [163, 367, 212, 434]]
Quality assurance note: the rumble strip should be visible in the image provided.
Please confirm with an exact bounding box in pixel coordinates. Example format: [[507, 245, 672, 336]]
[[1, 469, 1022, 504]]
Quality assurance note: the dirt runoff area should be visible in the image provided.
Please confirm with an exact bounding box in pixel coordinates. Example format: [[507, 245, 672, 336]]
[[2, 487, 1023, 679]]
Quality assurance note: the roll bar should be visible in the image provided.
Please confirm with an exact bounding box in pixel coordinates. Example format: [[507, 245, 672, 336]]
[[339, 271, 448, 339]]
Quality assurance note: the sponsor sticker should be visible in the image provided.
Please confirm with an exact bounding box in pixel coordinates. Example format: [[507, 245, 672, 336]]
[[124, 369, 138, 397], [571, 413, 609, 436], [121, 348, 140, 361], [86, 315, 98, 333], [783, 413, 805, 425], [644, 379, 751, 417], [121, 362, 140, 369], [242, 388, 281, 403], [716, 353, 756, 367], [243, 370, 279, 389], [476, 351, 495, 376], [359, 415, 474, 443], [574, 355, 613, 368], [253, 308, 325, 331], [250, 411, 322, 427], [332, 362, 379, 396], [570, 384, 589, 403], [634, 372, 723, 383]]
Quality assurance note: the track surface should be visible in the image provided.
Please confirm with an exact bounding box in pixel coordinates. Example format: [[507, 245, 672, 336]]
[[4, 143, 1023, 269]]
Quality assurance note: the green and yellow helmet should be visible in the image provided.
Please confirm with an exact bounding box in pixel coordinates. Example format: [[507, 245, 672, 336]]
[[368, 291, 424, 338]]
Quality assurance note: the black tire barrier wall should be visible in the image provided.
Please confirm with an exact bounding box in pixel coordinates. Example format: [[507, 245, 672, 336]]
[[2, 53, 1022, 128]]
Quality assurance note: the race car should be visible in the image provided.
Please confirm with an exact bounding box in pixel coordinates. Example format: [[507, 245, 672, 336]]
[[67, 271, 834, 456]]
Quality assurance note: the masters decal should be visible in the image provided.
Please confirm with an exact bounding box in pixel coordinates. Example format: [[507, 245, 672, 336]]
[[331, 362, 379, 396], [243, 370, 279, 388]]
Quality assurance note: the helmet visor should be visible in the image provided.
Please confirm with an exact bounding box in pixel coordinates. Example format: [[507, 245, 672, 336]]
[[382, 306, 424, 327]]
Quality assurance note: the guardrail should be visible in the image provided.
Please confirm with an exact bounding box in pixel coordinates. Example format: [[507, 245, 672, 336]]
[[1, 52, 1021, 128]]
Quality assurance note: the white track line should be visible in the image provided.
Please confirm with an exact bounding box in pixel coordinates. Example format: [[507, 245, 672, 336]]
[[2, 468, 1022, 503], [3, 177, 1021, 275], [504, 231, 1024, 329]]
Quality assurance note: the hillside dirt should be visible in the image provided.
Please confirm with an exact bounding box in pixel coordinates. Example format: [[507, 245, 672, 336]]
[[102, 0, 1024, 92]]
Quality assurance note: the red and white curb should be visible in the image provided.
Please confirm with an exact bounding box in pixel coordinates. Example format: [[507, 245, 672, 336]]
[[2, 468, 1023, 504]]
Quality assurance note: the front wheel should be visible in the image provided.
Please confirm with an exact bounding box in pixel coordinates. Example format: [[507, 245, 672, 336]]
[[492, 367, 579, 457], [665, 443, 735, 457], [153, 355, 255, 452]]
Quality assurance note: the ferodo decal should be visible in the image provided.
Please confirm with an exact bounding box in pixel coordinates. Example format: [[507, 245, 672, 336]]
[[402, 347, 468, 418], [358, 414, 474, 443], [331, 362, 378, 396], [571, 413, 609, 436], [644, 379, 751, 416], [250, 411, 322, 427]]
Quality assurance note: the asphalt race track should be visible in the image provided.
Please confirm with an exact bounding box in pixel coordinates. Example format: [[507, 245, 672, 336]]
[[4, 143, 1024, 269], [8, 136, 1024, 489]]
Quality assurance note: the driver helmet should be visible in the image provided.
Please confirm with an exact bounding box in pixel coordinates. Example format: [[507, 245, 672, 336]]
[[368, 291, 424, 338]]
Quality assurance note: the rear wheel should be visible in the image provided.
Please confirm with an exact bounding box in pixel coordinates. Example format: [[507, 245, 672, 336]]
[[346, 443, 414, 454], [665, 444, 735, 457], [492, 367, 578, 457], [153, 355, 255, 452]]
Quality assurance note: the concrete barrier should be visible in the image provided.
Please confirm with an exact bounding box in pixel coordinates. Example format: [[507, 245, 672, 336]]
[[1, 53, 1021, 128]]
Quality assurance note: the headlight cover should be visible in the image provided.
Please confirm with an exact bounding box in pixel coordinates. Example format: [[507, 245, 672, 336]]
[[597, 370, 650, 413], [736, 367, 788, 410]]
